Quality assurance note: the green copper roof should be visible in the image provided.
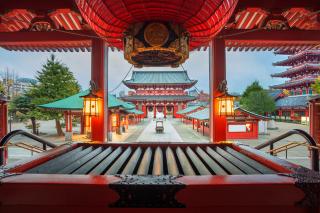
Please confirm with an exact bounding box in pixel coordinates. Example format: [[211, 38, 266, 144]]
[[39, 90, 135, 111], [176, 105, 202, 115], [125, 108, 144, 115], [186, 107, 269, 121], [39, 90, 89, 110], [187, 108, 209, 120], [108, 94, 135, 109], [123, 71, 197, 85]]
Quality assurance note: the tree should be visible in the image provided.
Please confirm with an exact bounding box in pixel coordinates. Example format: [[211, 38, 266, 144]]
[[0, 81, 4, 94], [240, 81, 276, 115], [240, 80, 264, 105], [9, 93, 44, 134], [241, 90, 276, 115], [311, 77, 320, 94], [30, 54, 80, 136]]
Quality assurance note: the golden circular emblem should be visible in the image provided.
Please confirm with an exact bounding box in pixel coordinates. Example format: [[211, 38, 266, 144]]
[[144, 23, 169, 47]]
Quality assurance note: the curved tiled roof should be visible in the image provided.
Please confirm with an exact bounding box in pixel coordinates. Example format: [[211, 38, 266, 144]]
[[273, 50, 320, 66], [267, 90, 283, 100], [125, 108, 144, 115], [123, 71, 197, 86], [187, 108, 209, 121], [39, 90, 135, 111], [270, 77, 317, 89], [275, 95, 310, 108], [271, 63, 320, 78], [176, 105, 203, 115], [234, 107, 270, 120]]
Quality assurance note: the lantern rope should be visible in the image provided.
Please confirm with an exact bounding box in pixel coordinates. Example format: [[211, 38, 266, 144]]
[[181, 64, 201, 94], [109, 65, 133, 93]]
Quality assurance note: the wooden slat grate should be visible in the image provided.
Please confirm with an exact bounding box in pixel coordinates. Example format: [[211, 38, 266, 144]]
[[26, 145, 277, 175]]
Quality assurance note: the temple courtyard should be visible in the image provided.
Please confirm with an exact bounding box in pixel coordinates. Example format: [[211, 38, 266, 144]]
[[7, 119, 314, 169]]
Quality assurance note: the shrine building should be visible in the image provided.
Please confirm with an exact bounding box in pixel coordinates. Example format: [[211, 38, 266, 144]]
[[1, 1, 320, 212], [122, 71, 197, 118], [270, 50, 320, 121]]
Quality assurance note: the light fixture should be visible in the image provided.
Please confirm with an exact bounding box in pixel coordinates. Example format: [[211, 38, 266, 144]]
[[216, 80, 235, 116], [81, 81, 101, 117]]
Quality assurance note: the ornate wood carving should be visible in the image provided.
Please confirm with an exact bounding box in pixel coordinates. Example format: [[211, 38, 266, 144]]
[[124, 22, 189, 67], [109, 175, 185, 208]]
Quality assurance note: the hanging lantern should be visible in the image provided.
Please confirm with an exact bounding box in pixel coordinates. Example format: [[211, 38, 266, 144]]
[[81, 90, 101, 117], [75, 0, 238, 67], [216, 80, 235, 116], [217, 94, 235, 116]]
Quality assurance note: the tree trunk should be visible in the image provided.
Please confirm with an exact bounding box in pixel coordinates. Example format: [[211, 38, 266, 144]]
[[31, 117, 37, 135], [55, 118, 64, 136]]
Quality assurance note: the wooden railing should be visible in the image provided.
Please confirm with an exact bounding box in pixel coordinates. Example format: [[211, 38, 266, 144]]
[[256, 129, 319, 172], [0, 130, 57, 166]]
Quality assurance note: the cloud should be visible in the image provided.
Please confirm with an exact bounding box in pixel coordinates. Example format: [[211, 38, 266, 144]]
[[227, 51, 288, 93]]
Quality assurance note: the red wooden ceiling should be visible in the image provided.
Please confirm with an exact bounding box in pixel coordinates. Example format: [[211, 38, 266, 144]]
[[0, 9, 83, 32], [75, 0, 238, 50], [226, 7, 320, 30]]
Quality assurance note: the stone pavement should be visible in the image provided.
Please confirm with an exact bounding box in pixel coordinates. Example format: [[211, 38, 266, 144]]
[[112, 119, 148, 142], [170, 119, 209, 143], [135, 118, 183, 142]]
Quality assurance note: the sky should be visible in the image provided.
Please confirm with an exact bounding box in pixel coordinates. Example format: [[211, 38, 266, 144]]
[[0, 48, 288, 95]]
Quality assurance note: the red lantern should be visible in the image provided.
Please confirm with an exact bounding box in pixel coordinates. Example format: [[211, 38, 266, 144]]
[[216, 94, 235, 116], [81, 90, 101, 117], [216, 80, 236, 116], [75, 0, 238, 50]]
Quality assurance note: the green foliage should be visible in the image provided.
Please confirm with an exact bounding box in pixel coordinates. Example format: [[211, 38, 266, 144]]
[[9, 54, 80, 135], [241, 81, 263, 98], [30, 54, 80, 135], [30, 54, 80, 117], [240, 81, 264, 105], [240, 81, 275, 115], [311, 77, 320, 94], [0, 81, 4, 94], [9, 93, 44, 121]]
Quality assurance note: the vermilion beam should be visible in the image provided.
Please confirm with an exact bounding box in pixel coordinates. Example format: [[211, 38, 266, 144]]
[[220, 29, 320, 42], [0, 31, 94, 44], [0, 0, 77, 12]]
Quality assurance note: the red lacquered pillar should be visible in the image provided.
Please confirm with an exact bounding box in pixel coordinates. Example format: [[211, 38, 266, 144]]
[[290, 109, 295, 120], [203, 122, 205, 135], [0, 102, 7, 138], [210, 38, 227, 142], [91, 38, 108, 142], [192, 119, 195, 130], [69, 111, 72, 132], [64, 111, 69, 132], [173, 104, 178, 118], [80, 115, 84, 134], [142, 104, 147, 118]]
